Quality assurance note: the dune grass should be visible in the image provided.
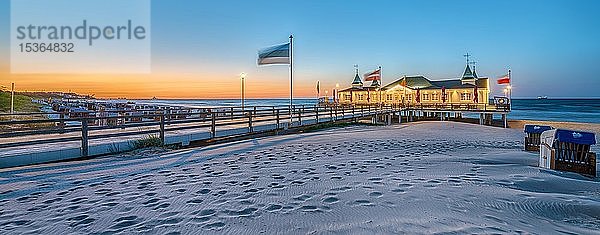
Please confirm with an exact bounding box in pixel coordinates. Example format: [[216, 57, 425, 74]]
[[0, 91, 40, 113], [131, 134, 163, 149]]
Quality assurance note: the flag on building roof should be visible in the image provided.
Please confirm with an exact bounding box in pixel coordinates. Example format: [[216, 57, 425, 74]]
[[497, 74, 510, 84], [364, 68, 381, 81], [257, 43, 290, 65]]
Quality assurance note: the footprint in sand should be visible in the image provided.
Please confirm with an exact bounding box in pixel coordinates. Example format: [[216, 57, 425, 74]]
[[322, 197, 339, 204], [42, 197, 63, 204], [268, 182, 286, 189], [271, 174, 285, 180], [265, 204, 283, 212], [299, 205, 320, 212], [223, 207, 258, 217], [153, 203, 170, 210], [158, 217, 183, 226], [110, 215, 139, 230], [68, 214, 95, 227], [186, 198, 203, 204], [330, 186, 352, 192], [143, 198, 160, 206], [203, 221, 226, 230], [100, 202, 119, 207], [291, 180, 306, 185], [191, 216, 211, 224], [197, 189, 211, 194], [349, 199, 373, 207]]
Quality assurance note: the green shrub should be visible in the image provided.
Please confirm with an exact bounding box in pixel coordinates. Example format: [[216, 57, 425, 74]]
[[131, 134, 162, 149]]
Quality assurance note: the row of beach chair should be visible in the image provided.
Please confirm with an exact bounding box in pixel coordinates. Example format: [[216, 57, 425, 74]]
[[524, 124, 597, 177]]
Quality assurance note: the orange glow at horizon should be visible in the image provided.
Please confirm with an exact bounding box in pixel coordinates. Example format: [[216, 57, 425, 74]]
[[0, 71, 327, 99]]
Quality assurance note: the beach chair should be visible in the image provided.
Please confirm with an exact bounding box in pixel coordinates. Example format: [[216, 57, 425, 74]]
[[539, 129, 596, 176], [524, 124, 552, 151]]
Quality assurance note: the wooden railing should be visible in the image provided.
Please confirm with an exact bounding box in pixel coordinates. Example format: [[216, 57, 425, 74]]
[[339, 102, 510, 112], [0, 104, 403, 156]]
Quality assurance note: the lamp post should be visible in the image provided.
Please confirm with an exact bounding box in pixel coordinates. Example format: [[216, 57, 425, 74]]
[[240, 72, 246, 110], [10, 83, 15, 114], [335, 83, 340, 103]]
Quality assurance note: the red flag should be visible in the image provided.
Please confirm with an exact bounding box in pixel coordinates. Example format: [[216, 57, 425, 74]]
[[497, 74, 510, 84], [364, 69, 381, 81], [473, 85, 479, 103], [441, 86, 446, 103], [416, 89, 420, 103]]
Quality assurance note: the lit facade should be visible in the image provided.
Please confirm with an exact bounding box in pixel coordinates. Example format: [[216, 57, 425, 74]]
[[338, 65, 490, 105]]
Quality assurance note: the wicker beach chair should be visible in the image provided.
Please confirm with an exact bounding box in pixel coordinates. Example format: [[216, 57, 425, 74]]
[[524, 124, 553, 151], [539, 129, 596, 176]]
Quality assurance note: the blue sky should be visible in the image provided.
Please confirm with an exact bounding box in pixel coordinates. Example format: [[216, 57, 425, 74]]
[[1, 0, 599, 98]]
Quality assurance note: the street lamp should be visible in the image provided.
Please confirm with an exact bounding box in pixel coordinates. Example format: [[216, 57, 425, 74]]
[[240, 72, 246, 110], [335, 83, 340, 103]]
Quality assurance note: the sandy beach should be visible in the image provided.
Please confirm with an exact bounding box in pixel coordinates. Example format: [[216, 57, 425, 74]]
[[1, 122, 599, 234]]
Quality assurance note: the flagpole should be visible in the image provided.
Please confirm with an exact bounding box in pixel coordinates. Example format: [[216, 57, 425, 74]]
[[379, 66, 382, 106], [508, 69, 512, 109], [289, 35, 293, 120]]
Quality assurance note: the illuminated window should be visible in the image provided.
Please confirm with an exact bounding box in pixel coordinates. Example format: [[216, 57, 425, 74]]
[[422, 94, 430, 101], [460, 93, 472, 101]]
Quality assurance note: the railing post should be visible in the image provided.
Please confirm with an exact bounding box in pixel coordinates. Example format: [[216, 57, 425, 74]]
[[334, 105, 338, 121], [276, 109, 280, 129], [59, 112, 65, 128], [81, 119, 89, 157], [298, 107, 302, 126], [231, 107, 234, 120], [248, 111, 253, 133], [329, 107, 333, 122], [160, 112, 165, 145], [315, 106, 319, 123], [167, 107, 172, 123], [211, 112, 216, 138]]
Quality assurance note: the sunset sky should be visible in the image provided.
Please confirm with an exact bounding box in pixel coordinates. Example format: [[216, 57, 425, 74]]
[[1, 0, 599, 99]]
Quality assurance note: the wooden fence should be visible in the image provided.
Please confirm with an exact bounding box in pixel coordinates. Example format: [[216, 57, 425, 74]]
[[0, 104, 401, 156]]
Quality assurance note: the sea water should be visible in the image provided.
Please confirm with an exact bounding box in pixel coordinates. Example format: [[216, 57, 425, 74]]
[[132, 98, 600, 124]]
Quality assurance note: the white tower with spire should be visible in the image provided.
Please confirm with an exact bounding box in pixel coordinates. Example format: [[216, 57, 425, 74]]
[[351, 65, 363, 88]]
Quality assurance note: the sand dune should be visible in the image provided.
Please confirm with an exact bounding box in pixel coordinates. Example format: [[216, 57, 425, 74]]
[[0, 122, 599, 234]]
